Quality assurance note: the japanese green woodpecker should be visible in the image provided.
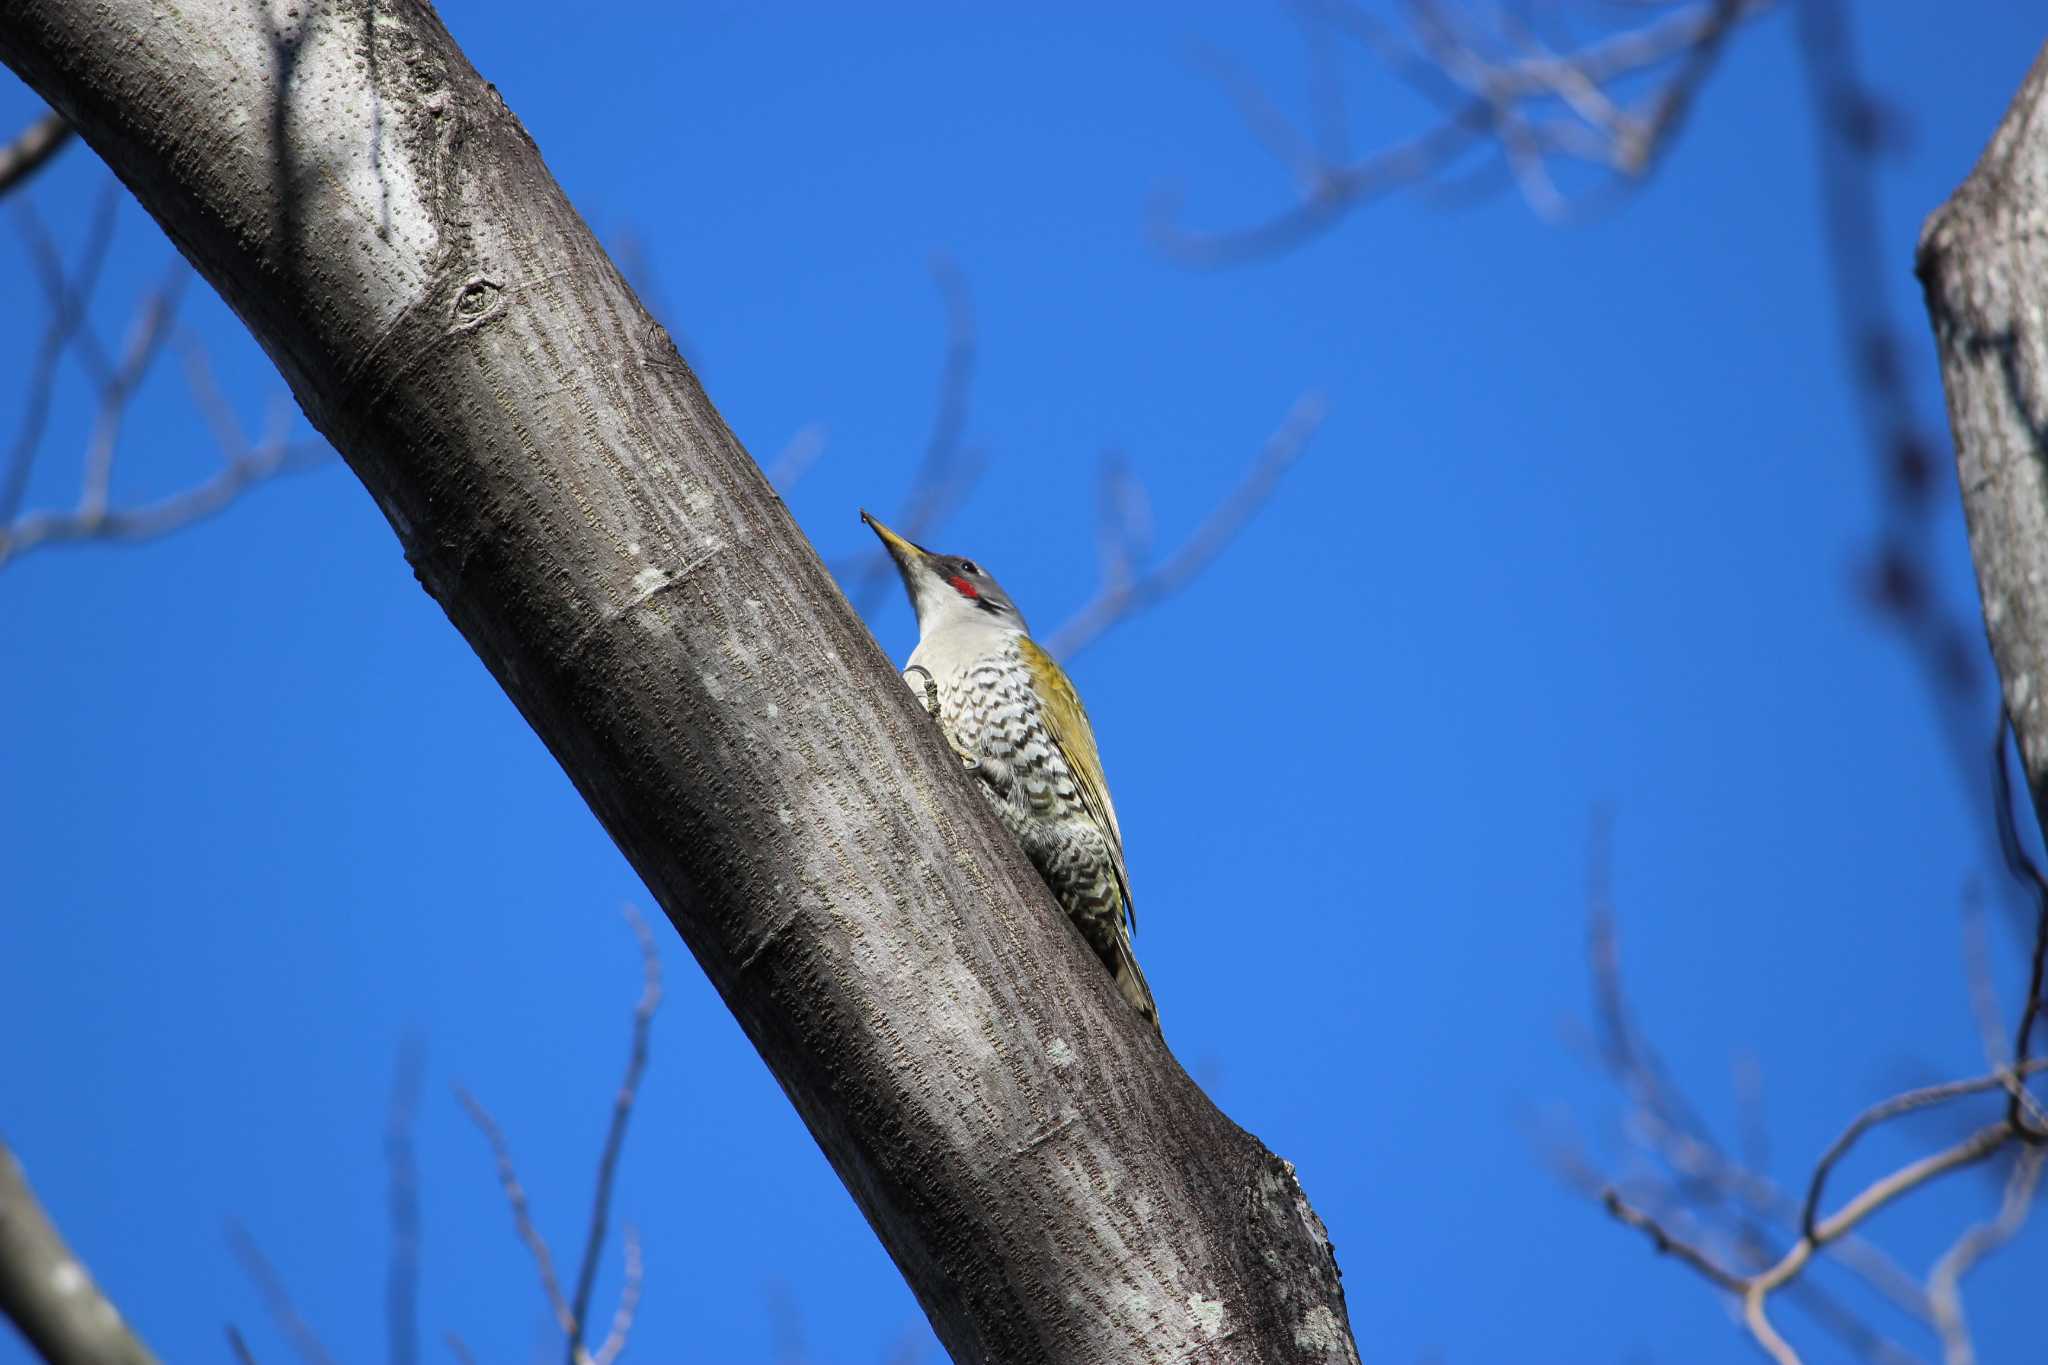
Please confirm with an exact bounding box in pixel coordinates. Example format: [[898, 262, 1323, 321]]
[[863, 510, 1158, 1026]]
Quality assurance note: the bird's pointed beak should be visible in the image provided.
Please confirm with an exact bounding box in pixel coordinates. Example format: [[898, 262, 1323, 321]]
[[860, 509, 928, 570]]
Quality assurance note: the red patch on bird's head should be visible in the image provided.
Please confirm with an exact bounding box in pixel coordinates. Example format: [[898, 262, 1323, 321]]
[[948, 575, 980, 599]]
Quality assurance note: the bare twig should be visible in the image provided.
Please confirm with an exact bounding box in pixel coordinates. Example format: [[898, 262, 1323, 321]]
[[1960, 888, 2007, 1069], [0, 439, 322, 564], [1991, 715, 2048, 1138], [1580, 822, 2048, 1364], [387, 1037, 425, 1365], [1742, 1122, 2013, 1365], [4, 193, 324, 570], [606, 226, 693, 364], [0, 334, 326, 568], [1799, 1065, 2048, 1241], [442, 1333, 478, 1365], [461, 911, 660, 1365], [225, 1220, 338, 1365], [228, 1325, 261, 1365], [826, 275, 1318, 671], [1567, 823, 1994, 1362], [767, 1281, 806, 1365], [848, 253, 982, 613], [1046, 392, 1326, 660], [453, 1085, 578, 1345], [78, 262, 189, 518], [565, 907, 662, 1365], [1154, 0, 1774, 265], [1793, 0, 1992, 816], [0, 110, 72, 199], [1926, 1146, 2042, 1365], [765, 423, 829, 492], [1598, 1189, 1749, 1294], [1605, 1119, 2013, 1365], [4, 189, 117, 525], [881, 1328, 934, 1365], [1733, 1051, 1769, 1175], [1091, 452, 1154, 599], [587, 1226, 643, 1365]]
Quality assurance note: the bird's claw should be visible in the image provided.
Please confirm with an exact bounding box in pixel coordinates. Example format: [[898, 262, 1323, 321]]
[[901, 664, 978, 771], [902, 664, 941, 720]]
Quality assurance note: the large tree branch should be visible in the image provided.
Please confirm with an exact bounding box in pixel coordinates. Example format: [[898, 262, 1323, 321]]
[[0, 1141, 159, 1365], [1920, 42, 2048, 836], [0, 3, 1358, 1361]]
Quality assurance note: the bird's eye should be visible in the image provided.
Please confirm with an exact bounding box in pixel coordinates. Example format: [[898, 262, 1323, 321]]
[[958, 559, 981, 576]]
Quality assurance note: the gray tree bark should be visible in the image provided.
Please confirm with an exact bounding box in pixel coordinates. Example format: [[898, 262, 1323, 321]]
[[0, 1141, 160, 1365], [0, 3, 1360, 1362], [1919, 41, 2048, 825]]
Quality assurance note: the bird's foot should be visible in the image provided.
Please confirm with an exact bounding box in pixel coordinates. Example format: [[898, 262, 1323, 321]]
[[902, 664, 941, 719], [902, 664, 978, 770]]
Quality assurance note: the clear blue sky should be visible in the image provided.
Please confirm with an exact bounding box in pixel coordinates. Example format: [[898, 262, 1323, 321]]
[[3, 4, 2043, 1362]]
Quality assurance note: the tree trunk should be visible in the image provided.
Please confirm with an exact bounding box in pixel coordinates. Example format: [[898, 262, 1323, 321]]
[[1919, 41, 2048, 826], [0, 3, 1360, 1361]]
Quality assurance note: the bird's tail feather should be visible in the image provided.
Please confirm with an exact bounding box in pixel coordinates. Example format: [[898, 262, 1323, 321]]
[[1112, 933, 1160, 1030]]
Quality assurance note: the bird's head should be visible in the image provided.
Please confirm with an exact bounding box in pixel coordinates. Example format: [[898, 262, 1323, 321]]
[[862, 510, 1028, 639]]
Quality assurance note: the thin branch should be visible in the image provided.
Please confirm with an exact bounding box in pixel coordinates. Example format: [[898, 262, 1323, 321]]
[[588, 1226, 643, 1365], [1794, 0, 1993, 817], [1155, 0, 1773, 264], [4, 195, 324, 571], [1149, 104, 1492, 267], [1587, 899, 2045, 1365], [78, 262, 190, 519], [1291, 0, 1352, 171], [604, 226, 695, 365], [1566, 823, 1981, 1359], [0, 110, 72, 198], [1992, 714, 2048, 1138], [848, 253, 981, 613], [1926, 1146, 2042, 1365], [1583, 814, 1719, 1149], [1798, 1064, 2048, 1242], [565, 907, 662, 1365], [387, 1037, 425, 1365], [1960, 887, 2006, 1069], [1092, 452, 1153, 597], [1605, 1120, 2011, 1365], [228, 1326, 261, 1365], [442, 1334, 478, 1365], [1046, 392, 1326, 660], [1732, 1051, 1769, 1176], [0, 333, 326, 569], [767, 1281, 806, 1365], [14, 192, 117, 386], [0, 437, 325, 565], [225, 1220, 338, 1365], [1742, 1122, 2014, 1365], [1610, 0, 1749, 177], [453, 1085, 579, 1346], [3, 188, 117, 524], [1598, 1190, 1749, 1294], [1185, 40, 1331, 194], [765, 423, 829, 492]]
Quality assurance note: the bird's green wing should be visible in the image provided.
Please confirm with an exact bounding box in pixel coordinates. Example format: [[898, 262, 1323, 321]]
[[1017, 635, 1134, 927]]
